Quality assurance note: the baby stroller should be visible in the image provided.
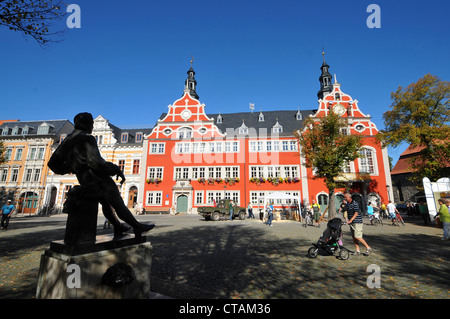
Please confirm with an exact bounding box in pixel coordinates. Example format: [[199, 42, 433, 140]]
[[307, 218, 350, 260]]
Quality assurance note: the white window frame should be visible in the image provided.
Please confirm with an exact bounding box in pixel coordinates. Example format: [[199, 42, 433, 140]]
[[149, 142, 165, 154], [146, 191, 163, 206], [148, 167, 164, 179], [358, 147, 377, 175], [195, 191, 204, 205]]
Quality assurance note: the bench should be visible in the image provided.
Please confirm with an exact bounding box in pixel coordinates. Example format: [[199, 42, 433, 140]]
[[141, 207, 170, 214]]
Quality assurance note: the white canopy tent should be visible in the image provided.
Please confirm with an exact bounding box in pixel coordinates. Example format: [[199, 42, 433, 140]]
[[263, 192, 301, 205], [423, 177, 450, 218], [262, 192, 302, 221]]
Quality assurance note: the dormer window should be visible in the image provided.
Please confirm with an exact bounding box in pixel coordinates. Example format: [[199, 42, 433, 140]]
[[37, 123, 51, 135], [2, 127, 10, 135], [217, 114, 223, 124], [121, 132, 129, 143], [259, 112, 265, 122], [135, 132, 143, 143], [296, 111, 302, 120], [239, 122, 249, 134], [272, 121, 283, 133], [22, 126, 29, 135], [12, 126, 21, 135]]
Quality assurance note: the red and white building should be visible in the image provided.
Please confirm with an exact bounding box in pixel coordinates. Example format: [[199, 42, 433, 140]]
[[140, 58, 393, 215]]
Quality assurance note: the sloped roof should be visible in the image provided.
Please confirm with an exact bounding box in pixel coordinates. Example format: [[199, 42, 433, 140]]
[[0, 120, 18, 126], [0, 119, 72, 137], [110, 123, 153, 145], [156, 109, 316, 137], [391, 142, 450, 175]]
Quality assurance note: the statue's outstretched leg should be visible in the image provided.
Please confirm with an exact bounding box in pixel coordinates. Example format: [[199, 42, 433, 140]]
[[100, 201, 131, 237], [100, 178, 155, 237], [105, 197, 154, 237]]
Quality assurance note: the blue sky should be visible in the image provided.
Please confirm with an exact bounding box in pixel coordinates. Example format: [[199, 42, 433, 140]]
[[1, 0, 449, 164]]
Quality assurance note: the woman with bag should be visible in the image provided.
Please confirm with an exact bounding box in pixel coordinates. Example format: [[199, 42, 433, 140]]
[[437, 199, 450, 240]]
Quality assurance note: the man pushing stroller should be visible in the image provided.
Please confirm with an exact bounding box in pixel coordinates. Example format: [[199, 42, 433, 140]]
[[344, 193, 373, 256]]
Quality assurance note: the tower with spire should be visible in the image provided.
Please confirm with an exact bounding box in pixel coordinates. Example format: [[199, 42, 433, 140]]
[[317, 50, 333, 100], [184, 58, 199, 100]]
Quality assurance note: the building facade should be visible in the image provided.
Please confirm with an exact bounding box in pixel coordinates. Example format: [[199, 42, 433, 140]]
[[305, 57, 392, 212], [141, 59, 393, 215], [0, 120, 74, 214]]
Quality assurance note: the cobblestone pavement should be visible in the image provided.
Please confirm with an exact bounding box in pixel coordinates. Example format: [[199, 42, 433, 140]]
[[0, 213, 449, 299]]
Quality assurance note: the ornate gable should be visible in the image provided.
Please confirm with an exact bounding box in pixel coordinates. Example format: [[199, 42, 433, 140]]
[[311, 76, 379, 136], [93, 115, 117, 144], [146, 92, 225, 140]]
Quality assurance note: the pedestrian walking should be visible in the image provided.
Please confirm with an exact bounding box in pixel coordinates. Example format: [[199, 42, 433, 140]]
[[437, 199, 450, 240], [387, 200, 400, 225], [367, 202, 375, 225], [339, 199, 348, 222], [344, 193, 372, 256], [134, 202, 141, 215], [266, 202, 274, 226], [1, 200, 15, 230], [311, 199, 321, 227], [229, 200, 234, 221], [380, 202, 387, 219], [247, 202, 255, 218]]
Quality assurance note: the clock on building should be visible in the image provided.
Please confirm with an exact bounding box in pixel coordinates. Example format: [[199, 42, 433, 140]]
[[181, 109, 192, 120], [332, 104, 346, 116]]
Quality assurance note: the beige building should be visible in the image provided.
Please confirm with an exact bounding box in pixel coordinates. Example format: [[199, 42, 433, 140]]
[[0, 120, 74, 214], [44, 115, 152, 213]]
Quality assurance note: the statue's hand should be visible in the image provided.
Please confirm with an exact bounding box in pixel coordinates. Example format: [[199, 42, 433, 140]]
[[116, 169, 126, 185], [116, 174, 126, 185]]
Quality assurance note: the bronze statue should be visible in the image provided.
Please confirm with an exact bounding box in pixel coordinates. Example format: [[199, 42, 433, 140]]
[[48, 112, 154, 241]]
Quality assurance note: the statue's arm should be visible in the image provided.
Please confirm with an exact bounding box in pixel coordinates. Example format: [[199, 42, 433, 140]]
[[48, 144, 70, 175], [85, 136, 125, 183]]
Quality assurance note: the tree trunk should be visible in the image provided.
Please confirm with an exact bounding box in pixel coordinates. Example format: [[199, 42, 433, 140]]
[[328, 188, 336, 219]]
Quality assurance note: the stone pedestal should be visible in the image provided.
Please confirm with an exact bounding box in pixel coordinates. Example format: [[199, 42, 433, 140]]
[[36, 234, 152, 299]]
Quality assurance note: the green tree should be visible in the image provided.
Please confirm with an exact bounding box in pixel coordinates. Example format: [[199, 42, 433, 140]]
[[0, 0, 66, 47], [378, 74, 450, 185], [295, 111, 363, 219]]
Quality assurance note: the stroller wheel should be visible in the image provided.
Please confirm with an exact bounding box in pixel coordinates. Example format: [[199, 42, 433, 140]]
[[339, 248, 350, 260], [308, 247, 318, 258]]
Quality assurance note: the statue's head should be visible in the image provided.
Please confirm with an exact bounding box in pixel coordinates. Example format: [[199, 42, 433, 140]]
[[74, 112, 94, 134]]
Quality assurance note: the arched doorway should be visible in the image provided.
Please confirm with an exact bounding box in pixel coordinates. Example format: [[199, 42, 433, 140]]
[[335, 193, 345, 215], [19, 191, 39, 215], [176, 195, 188, 213], [367, 193, 380, 206], [49, 186, 57, 208], [317, 193, 328, 215], [128, 186, 138, 208]]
